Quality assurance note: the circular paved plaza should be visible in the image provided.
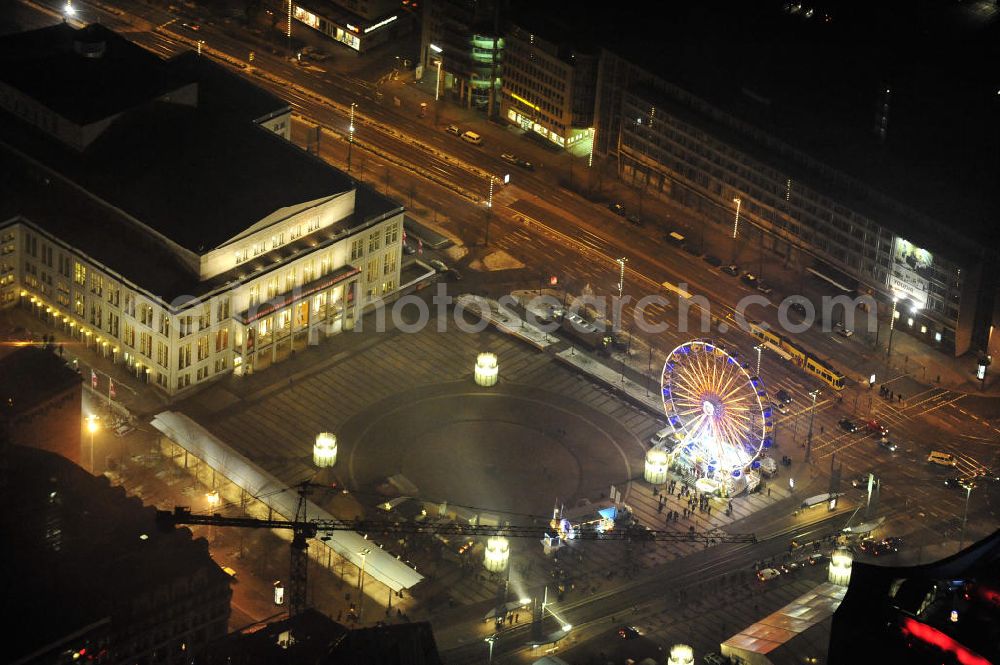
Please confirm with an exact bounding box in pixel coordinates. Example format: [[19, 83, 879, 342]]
[[339, 380, 639, 519]]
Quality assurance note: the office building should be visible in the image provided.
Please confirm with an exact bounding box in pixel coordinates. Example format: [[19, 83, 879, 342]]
[[589, 1, 1000, 357], [291, 0, 412, 54], [420, 0, 502, 110]]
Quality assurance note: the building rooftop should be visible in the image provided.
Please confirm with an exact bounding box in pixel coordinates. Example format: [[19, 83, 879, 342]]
[[526, 0, 1000, 240], [0, 445, 231, 664], [0, 346, 80, 420], [0, 23, 188, 126], [167, 50, 290, 124]]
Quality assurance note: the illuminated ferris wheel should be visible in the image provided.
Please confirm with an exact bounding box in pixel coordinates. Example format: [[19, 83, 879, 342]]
[[660, 340, 772, 489]]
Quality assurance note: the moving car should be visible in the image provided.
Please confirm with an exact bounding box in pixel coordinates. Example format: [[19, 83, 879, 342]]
[[666, 231, 685, 246], [881, 536, 902, 552], [775, 389, 792, 404], [859, 539, 895, 557], [445, 125, 460, 135], [865, 420, 889, 438], [789, 301, 808, 317], [402, 241, 416, 255], [757, 568, 781, 582], [721, 264, 740, 276], [740, 272, 758, 287], [928, 451, 957, 467], [943, 477, 967, 489], [501, 153, 534, 170], [703, 254, 723, 267], [608, 201, 626, 216], [877, 438, 898, 452], [460, 130, 482, 145], [771, 401, 789, 415], [617, 626, 641, 640], [838, 418, 859, 433], [220, 565, 237, 579], [850, 473, 874, 488], [756, 281, 774, 295], [650, 427, 674, 446], [429, 259, 448, 273]]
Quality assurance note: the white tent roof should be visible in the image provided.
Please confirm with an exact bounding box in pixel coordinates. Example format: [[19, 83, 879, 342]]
[[150, 410, 424, 592]]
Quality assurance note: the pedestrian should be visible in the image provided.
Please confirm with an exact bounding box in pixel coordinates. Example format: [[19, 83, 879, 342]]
[[820, 425, 824, 434], [707, 505, 712, 515], [898, 394, 903, 403], [657, 502, 663, 514], [767, 487, 771, 497], [58, 343, 64, 357]]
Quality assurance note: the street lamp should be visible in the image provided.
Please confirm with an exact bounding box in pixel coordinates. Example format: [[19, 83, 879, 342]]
[[357, 546, 372, 623], [805, 389, 819, 463], [886, 297, 898, 359], [86, 415, 99, 473], [485, 635, 497, 664], [732, 197, 742, 239], [429, 43, 444, 102], [347, 102, 357, 172], [64, 1, 76, 18], [615, 257, 627, 300], [484, 174, 508, 246], [959, 480, 975, 551]]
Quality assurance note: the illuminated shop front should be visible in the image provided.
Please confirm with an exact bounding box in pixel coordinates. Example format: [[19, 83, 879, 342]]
[[291, 2, 406, 54]]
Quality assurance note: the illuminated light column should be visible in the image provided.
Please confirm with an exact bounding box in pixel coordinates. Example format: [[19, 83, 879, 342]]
[[475, 353, 499, 387], [483, 536, 510, 572], [959, 480, 975, 551], [313, 432, 338, 467], [805, 389, 819, 463], [644, 449, 669, 484], [828, 547, 853, 586], [86, 415, 99, 473], [732, 197, 742, 239], [286, 0, 292, 51], [588, 127, 596, 168], [668, 644, 694, 665], [755, 344, 763, 376], [347, 102, 357, 172]]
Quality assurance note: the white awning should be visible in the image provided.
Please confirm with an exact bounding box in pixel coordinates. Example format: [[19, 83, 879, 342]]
[[150, 410, 424, 592]]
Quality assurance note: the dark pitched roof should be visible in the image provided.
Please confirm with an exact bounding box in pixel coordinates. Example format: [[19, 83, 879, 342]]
[[168, 51, 290, 123]]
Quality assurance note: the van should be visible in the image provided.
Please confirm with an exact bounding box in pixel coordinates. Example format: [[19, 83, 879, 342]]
[[928, 451, 957, 467], [649, 427, 673, 446], [461, 130, 482, 145]]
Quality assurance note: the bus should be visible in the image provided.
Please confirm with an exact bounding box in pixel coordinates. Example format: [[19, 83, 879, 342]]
[[748, 320, 845, 390]]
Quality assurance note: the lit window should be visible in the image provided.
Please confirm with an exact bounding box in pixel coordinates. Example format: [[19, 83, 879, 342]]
[[907, 317, 913, 326], [935, 332, 942, 342], [893, 310, 900, 319], [920, 325, 927, 334]]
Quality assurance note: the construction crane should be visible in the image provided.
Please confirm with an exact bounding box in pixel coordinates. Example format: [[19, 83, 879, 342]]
[[156, 497, 756, 618]]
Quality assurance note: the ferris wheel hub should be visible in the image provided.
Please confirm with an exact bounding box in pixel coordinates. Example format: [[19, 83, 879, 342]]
[[702, 400, 716, 417]]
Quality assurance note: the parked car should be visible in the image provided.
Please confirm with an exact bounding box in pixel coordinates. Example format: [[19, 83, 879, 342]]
[[626, 213, 644, 226], [703, 254, 723, 267], [428, 259, 448, 273], [865, 420, 889, 438], [771, 401, 789, 415], [402, 241, 416, 255], [665, 231, 686, 246], [756, 281, 774, 295], [682, 243, 701, 257], [608, 201, 626, 216], [721, 264, 740, 276], [445, 124, 460, 135], [944, 477, 967, 489], [445, 268, 462, 281], [775, 389, 792, 405], [740, 272, 758, 287], [807, 553, 828, 566], [789, 301, 808, 317], [928, 451, 957, 467], [838, 418, 858, 433], [501, 152, 518, 165]]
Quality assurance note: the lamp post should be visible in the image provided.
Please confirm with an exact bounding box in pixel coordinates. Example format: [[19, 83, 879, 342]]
[[615, 257, 627, 300], [805, 389, 819, 463], [588, 127, 596, 168], [206, 490, 220, 542], [886, 297, 898, 359], [347, 102, 357, 173], [755, 344, 763, 376], [357, 546, 372, 624], [959, 481, 975, 551], [485, 635, 497, 663], [86, 415, 99, 473], [732, 197, 742, 239]]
